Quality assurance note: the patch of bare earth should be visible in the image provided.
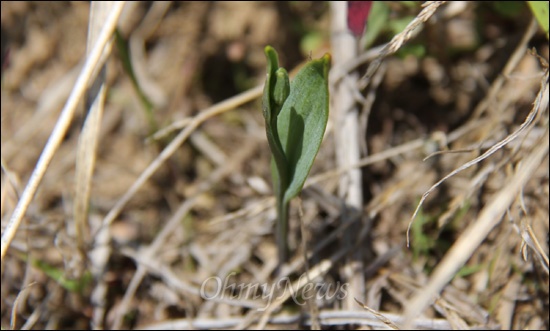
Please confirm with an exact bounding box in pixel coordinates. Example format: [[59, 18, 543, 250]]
[[1, 2, 548, 330]]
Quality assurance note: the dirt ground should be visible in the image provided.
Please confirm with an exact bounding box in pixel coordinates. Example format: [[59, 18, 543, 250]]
[[1, 1, 548, 330]]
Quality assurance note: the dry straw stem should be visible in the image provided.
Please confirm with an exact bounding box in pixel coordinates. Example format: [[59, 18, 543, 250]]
[[75, 1, 113, 261], [361, 1, 447, 85], [0, 1, 126, 261], [140, 309, 458, 330], [496, 273, 522, 330], [330, 0, 365, 311], [522, 222, 549, 272], [330, 1, 447, 85], [79, 3, 117, 329], [401, 68, 549, 328], [354, 298, 399, 330], [10, 282, 36, 330]]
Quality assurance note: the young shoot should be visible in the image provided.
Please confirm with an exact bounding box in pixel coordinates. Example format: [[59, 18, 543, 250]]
[[261, 46, 330, 265]]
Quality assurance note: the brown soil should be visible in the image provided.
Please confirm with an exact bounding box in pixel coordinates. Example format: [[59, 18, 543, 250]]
[[1, 2, 548, 330]]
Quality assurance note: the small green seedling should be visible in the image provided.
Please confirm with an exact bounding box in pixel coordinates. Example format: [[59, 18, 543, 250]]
[[262, 46, 330, 264]]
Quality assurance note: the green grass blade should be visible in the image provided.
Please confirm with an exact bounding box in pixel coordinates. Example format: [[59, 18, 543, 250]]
[[114, 29, 157, 133], [32, 258, 92, 293]]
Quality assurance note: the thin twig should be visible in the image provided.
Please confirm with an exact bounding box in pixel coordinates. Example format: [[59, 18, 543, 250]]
[[330, 1, 365, 310], [140, 309, 463, 330], [360, 1, 447, 84]]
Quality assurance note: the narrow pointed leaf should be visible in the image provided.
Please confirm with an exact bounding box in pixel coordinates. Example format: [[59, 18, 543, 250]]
[[262, 46, 288, 197]]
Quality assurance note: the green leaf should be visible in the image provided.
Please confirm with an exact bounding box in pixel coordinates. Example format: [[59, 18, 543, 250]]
[[493, 1, 525, 17], [273, 68, 290, 108], [32, 258, 92, 293], [362, 1, 390, 49], [277, 54, 331, 203], [262, 46, 289, 198], [388, 16, 416, 35], [114, 29, 157, 133], [399, 1, 419, 9], [528, 1, 549, 40]]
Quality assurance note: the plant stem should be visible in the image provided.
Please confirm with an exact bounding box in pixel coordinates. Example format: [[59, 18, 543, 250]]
[[276, 196, 289, 265]]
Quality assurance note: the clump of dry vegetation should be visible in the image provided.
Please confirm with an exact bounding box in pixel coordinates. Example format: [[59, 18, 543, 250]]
[[1, 1, 548, 330]]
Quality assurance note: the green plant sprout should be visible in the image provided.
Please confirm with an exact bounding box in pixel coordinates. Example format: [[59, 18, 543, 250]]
[[262, 46, 330, 264]]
